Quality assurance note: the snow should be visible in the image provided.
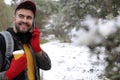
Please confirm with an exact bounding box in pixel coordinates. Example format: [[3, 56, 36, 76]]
[[39, 14, 120, 80], [39, 13, 120, 80], [70, 15, 120, 46], [98, 20, 117, 37], [4, 0, 20, 5], [41, 41, 109, 80], [4, 0, 11, 5]]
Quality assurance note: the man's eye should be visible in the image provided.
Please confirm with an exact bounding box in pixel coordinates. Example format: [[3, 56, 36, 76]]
[[19, 14, 24, 18], [27, 16, 32, 20]]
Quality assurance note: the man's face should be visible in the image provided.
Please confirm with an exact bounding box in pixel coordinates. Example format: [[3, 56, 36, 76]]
[[14, 9, 34, 33]]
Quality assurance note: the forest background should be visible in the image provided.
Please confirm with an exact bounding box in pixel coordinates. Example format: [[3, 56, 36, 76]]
[[1, 0, 120, 80]]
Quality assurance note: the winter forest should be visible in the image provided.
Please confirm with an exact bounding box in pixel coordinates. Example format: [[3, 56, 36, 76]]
[[1, 0, 120, 80]]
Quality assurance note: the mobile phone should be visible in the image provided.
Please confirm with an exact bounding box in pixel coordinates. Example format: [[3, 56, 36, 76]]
[[30, 20, 35, 32]]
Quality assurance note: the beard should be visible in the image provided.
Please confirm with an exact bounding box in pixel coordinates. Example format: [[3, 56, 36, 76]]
[[15, 21, 32, 33]]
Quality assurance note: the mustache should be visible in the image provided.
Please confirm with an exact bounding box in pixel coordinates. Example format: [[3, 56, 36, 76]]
[[18, 22, 30, 26]]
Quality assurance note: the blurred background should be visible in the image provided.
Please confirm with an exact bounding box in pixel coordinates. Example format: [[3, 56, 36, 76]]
[[1, 0, 120, 80]]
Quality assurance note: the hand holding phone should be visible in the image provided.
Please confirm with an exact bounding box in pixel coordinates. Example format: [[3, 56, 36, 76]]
[[30, 26, 42, 53]]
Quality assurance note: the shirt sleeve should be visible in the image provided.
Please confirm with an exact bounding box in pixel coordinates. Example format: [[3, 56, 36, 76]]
[[0, 34, 6, 55], [35, 50, 51, 70], [0, 34, 8, 79], [0, 34, 6, 71], [0, 71, 8, 80]]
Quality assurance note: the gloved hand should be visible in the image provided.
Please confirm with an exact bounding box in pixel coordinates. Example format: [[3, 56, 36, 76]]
[[30, 26, 42, 53], [6, 54, 27, 80]]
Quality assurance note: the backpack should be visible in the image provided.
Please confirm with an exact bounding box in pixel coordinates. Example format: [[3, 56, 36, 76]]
[[0, 31, 14, 70]]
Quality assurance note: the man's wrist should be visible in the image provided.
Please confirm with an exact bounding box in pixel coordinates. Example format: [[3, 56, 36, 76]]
[[36, 50, 42, 56], [33, 46, 42, 53]]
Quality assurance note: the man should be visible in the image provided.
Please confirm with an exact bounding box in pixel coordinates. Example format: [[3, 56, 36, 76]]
[[0, 1, 51, 80]]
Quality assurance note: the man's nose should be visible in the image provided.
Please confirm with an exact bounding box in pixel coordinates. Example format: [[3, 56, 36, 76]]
[[23, 17, 28, 23]]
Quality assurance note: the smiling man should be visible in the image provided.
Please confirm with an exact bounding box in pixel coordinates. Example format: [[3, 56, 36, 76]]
[[14, 9, 34, 33], [14, 1, 35, 33], [0, 1, 51, 80]]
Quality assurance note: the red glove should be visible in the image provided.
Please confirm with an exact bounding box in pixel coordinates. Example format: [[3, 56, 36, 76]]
[[6, 54, 27, 80], [30, 26, 42, 53]]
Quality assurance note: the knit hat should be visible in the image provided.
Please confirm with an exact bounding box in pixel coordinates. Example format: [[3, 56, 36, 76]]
[[15, 1, 36, 16]]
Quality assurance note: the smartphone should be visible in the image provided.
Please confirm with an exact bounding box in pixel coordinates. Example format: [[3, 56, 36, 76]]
[[30, 20, 35, 32]]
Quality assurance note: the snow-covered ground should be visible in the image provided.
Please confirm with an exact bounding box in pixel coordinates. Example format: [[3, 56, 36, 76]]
[[41, 41, 109, 80], [39, 14, 120, 80]]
